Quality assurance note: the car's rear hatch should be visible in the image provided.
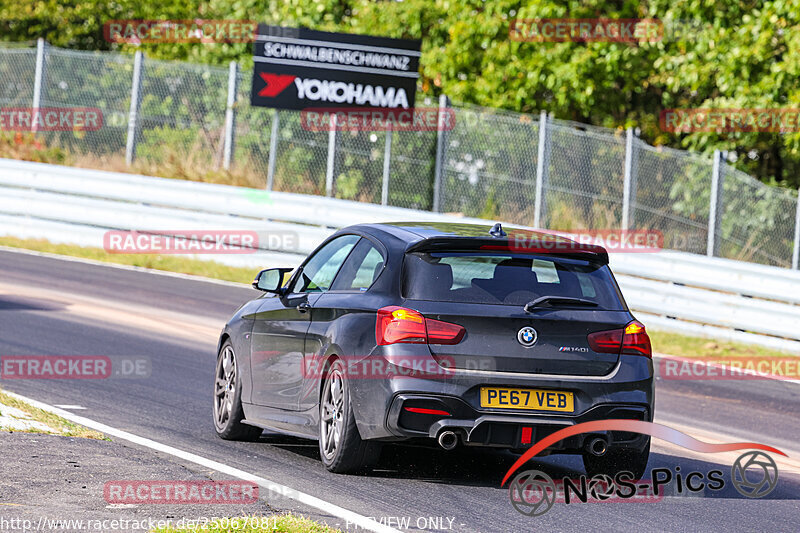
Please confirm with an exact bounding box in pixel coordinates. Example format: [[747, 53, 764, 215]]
[[406, 301, 630, 375], [402, 237, 631, 376]]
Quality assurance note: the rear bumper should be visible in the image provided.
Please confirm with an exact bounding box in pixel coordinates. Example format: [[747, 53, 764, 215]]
[[387, 394, 650, 452], [347, 351, 654, 450]]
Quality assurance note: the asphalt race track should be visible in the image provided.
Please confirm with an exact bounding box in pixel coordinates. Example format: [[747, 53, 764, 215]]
[[1, 248, 798, 532]]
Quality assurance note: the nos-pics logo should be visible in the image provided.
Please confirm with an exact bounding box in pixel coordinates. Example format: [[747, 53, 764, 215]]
[[510, 451, 779, 517], [501, 420, 784, 517]]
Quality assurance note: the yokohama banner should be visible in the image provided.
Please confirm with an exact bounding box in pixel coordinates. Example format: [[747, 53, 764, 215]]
[[250, 25, 421, 111]]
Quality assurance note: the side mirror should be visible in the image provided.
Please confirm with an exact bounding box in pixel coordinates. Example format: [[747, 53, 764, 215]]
[[253, 268, 292, 293]]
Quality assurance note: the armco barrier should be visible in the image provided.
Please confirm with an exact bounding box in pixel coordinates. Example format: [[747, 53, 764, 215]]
[[1, 158, 799, 353]]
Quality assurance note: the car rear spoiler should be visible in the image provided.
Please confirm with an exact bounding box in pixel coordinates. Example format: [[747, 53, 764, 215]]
[[405, 236, 609, 265]]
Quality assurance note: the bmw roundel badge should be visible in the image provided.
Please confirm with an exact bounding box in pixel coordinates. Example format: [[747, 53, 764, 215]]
[[517, 326, 538, 347]]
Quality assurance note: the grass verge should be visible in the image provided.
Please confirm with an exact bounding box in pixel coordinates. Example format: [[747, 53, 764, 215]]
[[0, 390, 107, 439], [0, 132, 267, 189], [153, 514, 339, 533], [0, 236, 256, 284], [648, 330, 796, 360]]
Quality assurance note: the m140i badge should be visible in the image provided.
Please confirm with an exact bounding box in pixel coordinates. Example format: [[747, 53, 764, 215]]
[[517, 327, 538, 347], [559, 346, 589, 353]]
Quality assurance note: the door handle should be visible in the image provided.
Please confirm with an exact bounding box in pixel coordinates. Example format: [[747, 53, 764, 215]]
[[297, 302, 311, 313]]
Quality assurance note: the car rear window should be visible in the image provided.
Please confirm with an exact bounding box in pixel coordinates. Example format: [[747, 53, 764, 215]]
[[402, 252, 625, 309]]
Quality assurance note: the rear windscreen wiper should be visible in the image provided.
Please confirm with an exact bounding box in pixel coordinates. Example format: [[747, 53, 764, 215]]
[[524, 296, 599, 312]]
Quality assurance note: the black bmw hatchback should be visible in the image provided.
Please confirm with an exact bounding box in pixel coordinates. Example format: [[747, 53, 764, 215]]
[[213, 222, 654, 477]]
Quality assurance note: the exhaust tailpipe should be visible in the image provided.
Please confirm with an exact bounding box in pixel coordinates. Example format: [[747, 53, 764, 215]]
[[587, 437, 608, 457], [437, 430, 459, 451]]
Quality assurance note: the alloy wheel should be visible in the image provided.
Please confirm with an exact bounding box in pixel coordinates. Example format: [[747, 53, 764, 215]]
[[321, 367, 345, 459], [214, 345, 237, 430]]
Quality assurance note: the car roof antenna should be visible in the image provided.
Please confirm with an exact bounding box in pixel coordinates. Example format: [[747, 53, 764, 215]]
[[489, 223, 507, 237]]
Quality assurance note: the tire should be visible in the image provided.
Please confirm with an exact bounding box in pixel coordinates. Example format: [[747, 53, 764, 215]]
[[213, 340, 262, 441], [583, 438, 650, 480], [319, 358, 381, 473]]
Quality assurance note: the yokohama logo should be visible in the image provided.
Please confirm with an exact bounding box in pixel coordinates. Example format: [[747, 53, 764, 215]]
[[258, 72, 409, 108], [294, 78, 409, 108]]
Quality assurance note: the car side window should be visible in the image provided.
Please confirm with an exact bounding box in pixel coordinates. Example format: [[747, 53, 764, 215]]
[[292, 235, 360, 293], [331, 239, 385, 291]]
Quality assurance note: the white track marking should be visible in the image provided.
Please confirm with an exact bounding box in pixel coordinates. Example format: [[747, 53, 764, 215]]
[[53, 404, 86, 410], [4, 391, 402, 533]]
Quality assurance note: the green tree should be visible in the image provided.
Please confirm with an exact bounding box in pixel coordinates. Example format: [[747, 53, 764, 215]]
[[4, 0, 800, 188]]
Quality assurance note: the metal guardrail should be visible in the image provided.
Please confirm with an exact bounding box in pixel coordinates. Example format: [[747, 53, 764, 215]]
[[5, 42, 800, 269], [1, 158, 799, 353]]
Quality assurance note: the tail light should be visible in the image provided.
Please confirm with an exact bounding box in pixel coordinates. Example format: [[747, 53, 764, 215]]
[[376, 306, 466, 346], [587, 328, 623, 353], [621, 321, 651, 357], [587, 320, 651, 358]]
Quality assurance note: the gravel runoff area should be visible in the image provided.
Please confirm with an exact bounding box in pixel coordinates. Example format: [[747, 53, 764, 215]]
[[0, 431, 281, 532]]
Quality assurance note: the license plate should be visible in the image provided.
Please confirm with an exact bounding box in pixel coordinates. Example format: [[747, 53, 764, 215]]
[[480, 387, 574, 412]]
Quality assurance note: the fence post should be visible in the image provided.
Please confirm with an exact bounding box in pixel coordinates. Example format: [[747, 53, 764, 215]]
[[222, 60, 239, 171], [432, 94, 449, 212], [325, 113, 338, 197], [707, 149, 724, 257], [621, 127, 639, 230], [125, 51, 144, 167], [534, 110, 551, 229], [31, 38, 47, 133], [266, 109, 280, 190], [381, 125, 393, 206], [792, 189, 800, 270]]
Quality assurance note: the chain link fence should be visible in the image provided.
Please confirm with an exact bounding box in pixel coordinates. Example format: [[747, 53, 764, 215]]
[[2, 42, 800, 268], [41, 47, 134, 157], [633, 144, 713, 256], [0, 46, 35, 108], [440, 105, 539, 221]]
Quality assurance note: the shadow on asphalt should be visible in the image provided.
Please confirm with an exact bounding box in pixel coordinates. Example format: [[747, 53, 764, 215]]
[[255, 431, 800, 500], [0, 294, 66, 312]]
